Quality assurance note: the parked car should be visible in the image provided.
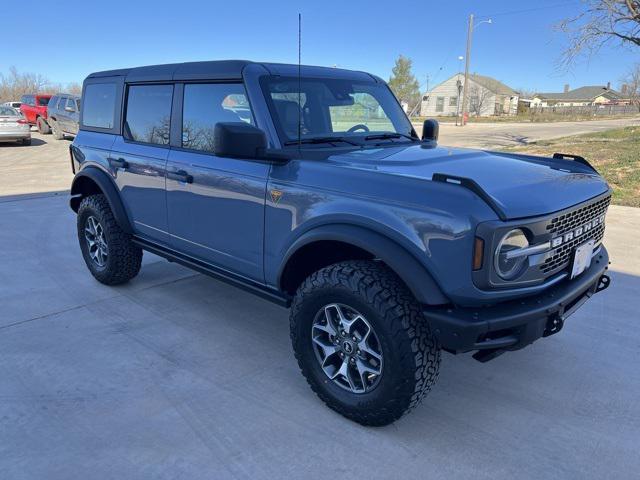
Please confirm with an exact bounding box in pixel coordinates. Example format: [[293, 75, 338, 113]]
[[48, 94, 80, 139], [0, 106, 31, 145], [2, 101, 22, 109], [69, 61, 612, 426], [20, 94, 52, 133]]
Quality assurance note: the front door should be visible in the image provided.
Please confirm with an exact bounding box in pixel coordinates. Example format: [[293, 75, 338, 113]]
[[111, 84, 174, 243], [166, 82, 268, 281]]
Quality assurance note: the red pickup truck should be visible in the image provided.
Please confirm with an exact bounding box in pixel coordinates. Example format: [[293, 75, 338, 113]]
[[20, 94, 52, 133]]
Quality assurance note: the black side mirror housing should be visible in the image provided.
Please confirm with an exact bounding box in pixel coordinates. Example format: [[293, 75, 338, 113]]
[[422, 119, 439, 142], [214, 122, 267, 159]]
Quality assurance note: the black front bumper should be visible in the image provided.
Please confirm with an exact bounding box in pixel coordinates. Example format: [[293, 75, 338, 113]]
[[424, 246, 610, 362]]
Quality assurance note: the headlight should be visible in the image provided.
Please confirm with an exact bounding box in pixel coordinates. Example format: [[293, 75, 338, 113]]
[[494, 229, 529, 280]]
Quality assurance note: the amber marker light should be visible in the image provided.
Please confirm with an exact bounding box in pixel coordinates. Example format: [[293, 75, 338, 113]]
[[473, 237, 484, 270]]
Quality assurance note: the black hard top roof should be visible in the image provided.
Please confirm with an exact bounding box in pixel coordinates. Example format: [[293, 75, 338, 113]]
[[86, 60, 379, 83]]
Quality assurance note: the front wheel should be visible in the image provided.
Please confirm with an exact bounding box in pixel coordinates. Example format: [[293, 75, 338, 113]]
[[290, 260, 441, 426], [77, 194, 142, 285], [36, 117, 51, 134]]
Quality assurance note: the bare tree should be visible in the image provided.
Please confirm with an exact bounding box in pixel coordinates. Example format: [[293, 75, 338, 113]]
[[468, 84, 492, 116], [621, 63, 640, 111], [0, 67, 51, 102], [558, 0, 640, 65]]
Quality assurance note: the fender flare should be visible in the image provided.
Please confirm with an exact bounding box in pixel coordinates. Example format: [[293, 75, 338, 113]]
[[69, 167, 133, 234], [277, 224, 449, 306]]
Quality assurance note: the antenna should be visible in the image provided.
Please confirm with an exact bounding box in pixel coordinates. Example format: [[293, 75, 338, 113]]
[[297, 13, 302, 149]]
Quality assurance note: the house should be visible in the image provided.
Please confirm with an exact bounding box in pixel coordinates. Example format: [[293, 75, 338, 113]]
[[420, 73, 519, 117], [531, 84, 627, 107]]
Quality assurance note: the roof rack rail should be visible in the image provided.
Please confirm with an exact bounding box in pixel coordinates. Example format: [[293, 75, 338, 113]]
[[432, 173, 507, 221], [552, 153, 598, 173]]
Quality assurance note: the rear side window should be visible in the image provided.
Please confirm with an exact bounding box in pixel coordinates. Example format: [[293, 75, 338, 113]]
[[182, 83, 253, 152], [83, 83, 116, 129], [66, 98, 77, 111], [124, 84, 173, 145], [37, 97, 50, 106], [49, 96, 59, 109]]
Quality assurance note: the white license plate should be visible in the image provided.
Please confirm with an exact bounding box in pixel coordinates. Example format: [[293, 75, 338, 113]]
[[571, 239, 595, 279]]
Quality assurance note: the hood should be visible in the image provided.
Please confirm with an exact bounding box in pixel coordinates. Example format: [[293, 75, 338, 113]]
[[327, 144, 610, 220]]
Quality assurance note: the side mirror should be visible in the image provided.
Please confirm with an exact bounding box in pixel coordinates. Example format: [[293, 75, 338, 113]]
[[214, 122, 290, 162], [214, 122, 267, 159], [422, 119, 439, 142]]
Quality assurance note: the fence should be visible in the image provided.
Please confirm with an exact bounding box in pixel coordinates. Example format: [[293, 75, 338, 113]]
[[527, 104, 639, 116]]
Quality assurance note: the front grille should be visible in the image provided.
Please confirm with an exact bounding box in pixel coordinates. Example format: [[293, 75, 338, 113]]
[[545, 196, 610, 234], [541, 223, 605, 273], [540, 195, 610, 274]]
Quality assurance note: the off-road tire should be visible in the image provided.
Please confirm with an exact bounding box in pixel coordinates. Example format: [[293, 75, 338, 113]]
[[77, 194, 142, 285], [290, 260, 441, 426], [51, 120, 64, 140], [36, 116, 51, 134], [21, 138, 31, 146]]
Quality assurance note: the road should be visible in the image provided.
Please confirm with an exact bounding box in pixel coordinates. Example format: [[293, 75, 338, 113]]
[[0, 177, 638, 476], [414, 116, 640, 149]]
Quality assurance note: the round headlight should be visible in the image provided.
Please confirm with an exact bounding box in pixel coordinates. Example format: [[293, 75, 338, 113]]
[[494, 229, 529, 280]]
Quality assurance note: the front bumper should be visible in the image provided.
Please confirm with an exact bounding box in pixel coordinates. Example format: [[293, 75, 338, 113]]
[[424, 246, 610, 362]]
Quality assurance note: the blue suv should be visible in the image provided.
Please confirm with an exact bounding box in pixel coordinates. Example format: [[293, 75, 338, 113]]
[[70, 61, 611, 425]]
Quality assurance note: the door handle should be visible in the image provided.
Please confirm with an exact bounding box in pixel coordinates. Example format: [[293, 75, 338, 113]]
[[167, 170, 194, 184], [109, 157, 129, 169]]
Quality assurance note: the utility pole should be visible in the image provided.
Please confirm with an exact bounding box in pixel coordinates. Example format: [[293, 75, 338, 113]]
[[460, 13, 474, 126]]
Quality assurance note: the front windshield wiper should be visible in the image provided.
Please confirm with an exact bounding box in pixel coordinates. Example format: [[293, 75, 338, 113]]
[[283, 137, 361, 146], [364, 132, 419, 142]]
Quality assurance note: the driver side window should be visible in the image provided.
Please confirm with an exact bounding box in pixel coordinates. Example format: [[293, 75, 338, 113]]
[[329, 93, 394, 133]]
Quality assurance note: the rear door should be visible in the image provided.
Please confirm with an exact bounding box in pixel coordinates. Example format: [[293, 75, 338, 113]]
[[165, 82, 268, 281], [111, 83, 173, 243]]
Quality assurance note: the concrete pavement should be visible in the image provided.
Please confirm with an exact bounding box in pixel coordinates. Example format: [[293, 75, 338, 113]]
[[0, 193, 638, 479]]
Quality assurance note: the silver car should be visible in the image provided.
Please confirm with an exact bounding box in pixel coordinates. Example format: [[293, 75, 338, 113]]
[[0, 106, 31, 145]]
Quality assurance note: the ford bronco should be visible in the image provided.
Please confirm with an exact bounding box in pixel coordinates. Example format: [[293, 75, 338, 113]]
[[69, 61, 611, 426]]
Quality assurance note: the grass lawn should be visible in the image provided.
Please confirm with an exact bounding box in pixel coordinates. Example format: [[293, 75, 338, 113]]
[[501, 126, 640, 207]]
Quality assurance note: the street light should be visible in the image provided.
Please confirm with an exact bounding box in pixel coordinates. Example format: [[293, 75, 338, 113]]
[[460, 15, 492, 126], [455, 56, 463, 126]]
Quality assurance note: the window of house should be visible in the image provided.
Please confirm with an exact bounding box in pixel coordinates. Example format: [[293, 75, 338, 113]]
[[124, 84, 173, 145], [182, 83, 253, 152], [435, 97, 445, 112], [82, 83, 117, 129], [449, 96, 458, 107]]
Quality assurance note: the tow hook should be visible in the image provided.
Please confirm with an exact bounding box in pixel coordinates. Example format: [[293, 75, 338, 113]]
[[596, 274, 611, 293]]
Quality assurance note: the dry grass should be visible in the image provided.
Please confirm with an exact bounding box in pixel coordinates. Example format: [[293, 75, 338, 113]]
[[501, 127, 640, 207]]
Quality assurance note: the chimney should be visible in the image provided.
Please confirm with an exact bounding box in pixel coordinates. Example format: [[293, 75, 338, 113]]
[[563, 84, 570, 93], [606, 81, 611, 90]]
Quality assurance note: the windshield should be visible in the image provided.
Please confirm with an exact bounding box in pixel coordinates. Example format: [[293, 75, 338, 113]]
[[261, 76, 414, 145]]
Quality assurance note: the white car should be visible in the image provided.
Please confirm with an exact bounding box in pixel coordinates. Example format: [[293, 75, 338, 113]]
[[0, 106, 31, 145], [2, 101, 22, 109]]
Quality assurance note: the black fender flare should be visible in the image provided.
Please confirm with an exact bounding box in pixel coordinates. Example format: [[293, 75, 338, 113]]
[[69, 167, 133, 234], [278, 224, 449, 306]]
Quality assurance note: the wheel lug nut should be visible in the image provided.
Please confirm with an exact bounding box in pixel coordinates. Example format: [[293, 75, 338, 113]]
[[350, 357, 355, 364], [352, 336, 357, 342], [340, 352, 344, 358], [341, 330, 346, 336]]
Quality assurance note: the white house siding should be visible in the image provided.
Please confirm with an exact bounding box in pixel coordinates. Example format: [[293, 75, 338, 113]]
[[420, 75, 517, 117]]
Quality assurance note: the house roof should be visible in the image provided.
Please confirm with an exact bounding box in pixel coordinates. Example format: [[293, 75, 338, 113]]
[[469, 74, 518, 96], [535, 86, 623, 101], [424, 73, 518, 96]]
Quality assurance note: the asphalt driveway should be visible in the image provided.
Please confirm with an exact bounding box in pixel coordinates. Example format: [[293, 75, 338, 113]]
[[0, 193, 638, 479]]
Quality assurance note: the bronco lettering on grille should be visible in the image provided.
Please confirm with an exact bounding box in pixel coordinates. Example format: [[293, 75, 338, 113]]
[[550, 214, 605, 248]]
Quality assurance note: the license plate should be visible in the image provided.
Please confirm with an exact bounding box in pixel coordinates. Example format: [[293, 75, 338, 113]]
[[571, 239, 595, 279]]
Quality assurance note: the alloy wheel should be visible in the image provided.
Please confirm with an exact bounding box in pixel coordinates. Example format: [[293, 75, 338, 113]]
[[84, 215, 108, 268], [311, 303, 383, 394]]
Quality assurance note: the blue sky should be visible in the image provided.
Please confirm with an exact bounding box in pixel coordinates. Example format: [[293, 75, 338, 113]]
[[2, 0, 638, 93]]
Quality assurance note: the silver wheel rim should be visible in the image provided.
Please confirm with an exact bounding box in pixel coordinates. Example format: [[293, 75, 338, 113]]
[[84, 215, 108, 268], [311, 303, 383, 394]]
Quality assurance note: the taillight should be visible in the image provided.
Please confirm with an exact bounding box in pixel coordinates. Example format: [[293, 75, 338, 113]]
[[17, 119, 28, 124]]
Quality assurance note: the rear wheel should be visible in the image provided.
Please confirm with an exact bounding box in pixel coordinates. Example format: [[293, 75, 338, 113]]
[[51, 119, 64, 139], [36, 117, 51, 134], [77, 194, 143, 285], [290, 260, 441, 426]]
